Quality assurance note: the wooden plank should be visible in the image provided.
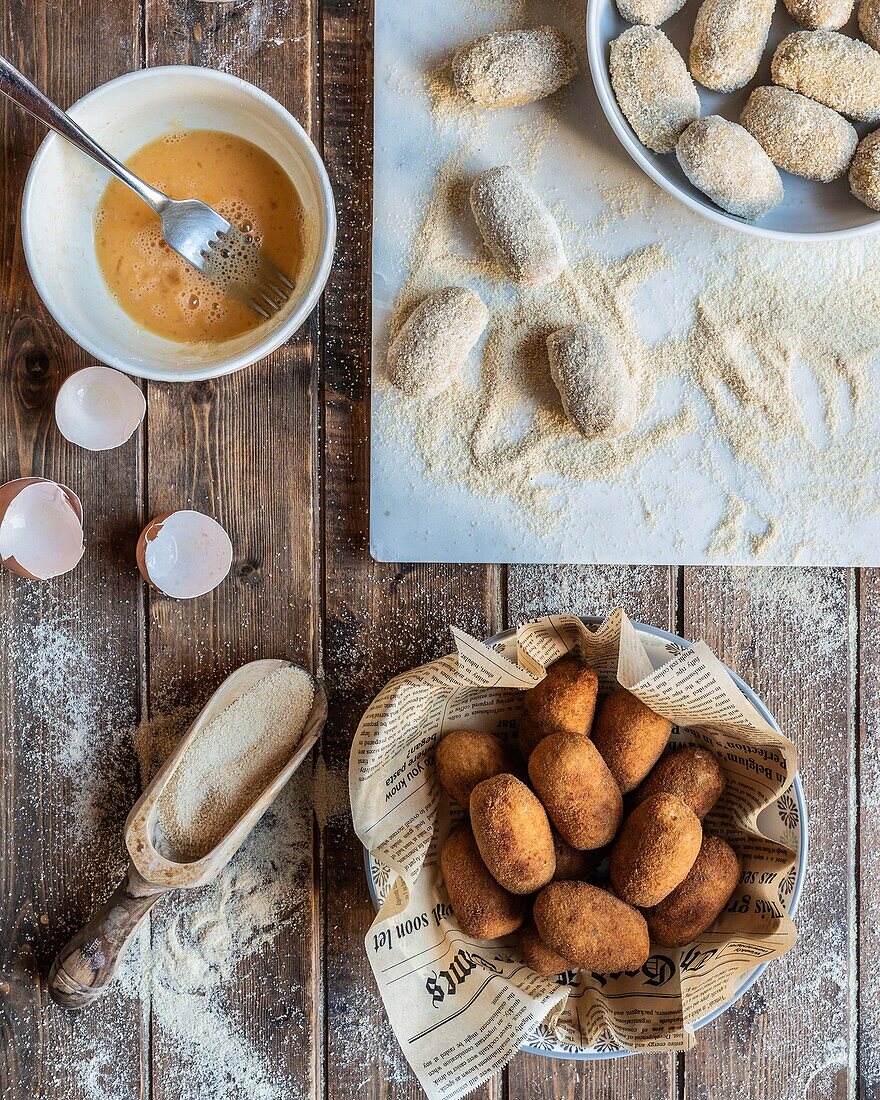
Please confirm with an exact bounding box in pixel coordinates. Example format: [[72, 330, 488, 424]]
[[506, 565, 679, 1099], [142, 2, 320, 1097], [683, 568, 855, 1100], [858, 569, 879, 1100], [0, 3, 144, 1099], [319, 2, 504, 1096]]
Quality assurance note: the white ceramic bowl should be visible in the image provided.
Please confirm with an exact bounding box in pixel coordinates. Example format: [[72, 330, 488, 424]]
[[22, 66, 336, 381], [587, 0, 880, 240]]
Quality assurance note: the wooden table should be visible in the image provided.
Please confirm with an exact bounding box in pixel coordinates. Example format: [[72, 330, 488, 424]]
[[0, 2, 874, 1098]]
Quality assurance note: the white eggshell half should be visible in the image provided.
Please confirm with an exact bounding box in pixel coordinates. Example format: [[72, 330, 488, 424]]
[[0, 479, 85, 579], [142, 510, 233, 599], [55, 365, 145, 451]]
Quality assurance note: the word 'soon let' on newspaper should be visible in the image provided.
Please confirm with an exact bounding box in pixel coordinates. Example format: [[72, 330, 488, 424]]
[[349, 610, 800, 1100]]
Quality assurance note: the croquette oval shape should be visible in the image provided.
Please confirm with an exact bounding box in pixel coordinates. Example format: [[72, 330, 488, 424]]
[[440, 825, 528, 939], [609, 26, 699, 154], [739, 86, 857, 183], [646, 834, 741, 947], [451, 27, 577, 109], [519, 653, 599, 757], [529, 732, 623, 849], [436, 728, 518, 807], [533, 881, 650, 972], [631, 745, 725, 819], [520, 916, 573, 976], [610, 793, 703, 907], [470, 773, 556, 893], [592, 689, 673, 793]]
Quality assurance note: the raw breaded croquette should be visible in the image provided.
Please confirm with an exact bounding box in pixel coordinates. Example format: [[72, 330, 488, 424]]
[[529, 732, 623, 850], [771, 31, 880, 123], [451, 27, 577, 109], [520, 917, 572, 975], [645, 835, 741, 947], [546, 325, 638, 439], [609, 27, 700, 154], [519, 653, 599, 758], [860, 0, 880, 51], [591, 689, 672, 794], [783, 0, 853, 28], [470, 773, 556, 893], [388, 287, 488, 396], [631, 745, 726, 819], [610, 793, 702, 907], [533, 881, 650, 972], [615, 0, 687, 25], [849, 128, 880, 208], [440, 825, 528, 939], [435, 729, 519, 807], [689, 0, 775, 93], [552, 830, 604, 882], [740, 86, 857, 182], [470, 166, 567, 286], [676, 116, 784, 220]]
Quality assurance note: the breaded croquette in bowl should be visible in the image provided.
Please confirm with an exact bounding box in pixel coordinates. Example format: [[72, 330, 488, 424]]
[[646, 834, 741, 948], [534, 881, 650, 972], [529, 732, 622, 850], [470, 773, 556, 893], [631, 745, 726, 819], [519, 653, 599, 758], [440, 825, 528, 939], [435, 728, 519, 807], [591, 689, 672, 793], [611, 793, 702, 907]]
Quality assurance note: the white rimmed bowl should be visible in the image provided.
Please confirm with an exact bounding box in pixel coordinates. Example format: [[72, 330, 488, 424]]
[[363, 616, 807, 1061], [587, 0, 880, 240], [22, 66, 336, 382]]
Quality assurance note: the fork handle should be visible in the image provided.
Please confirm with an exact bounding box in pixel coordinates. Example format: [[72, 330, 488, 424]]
[[0, 54, 168, 213]]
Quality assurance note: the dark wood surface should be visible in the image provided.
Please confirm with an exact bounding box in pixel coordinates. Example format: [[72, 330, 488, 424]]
[[0, 2, 872, 1099]]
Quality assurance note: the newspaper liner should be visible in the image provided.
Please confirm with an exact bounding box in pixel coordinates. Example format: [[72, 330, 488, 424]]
[[350, 611, 800, 1100]]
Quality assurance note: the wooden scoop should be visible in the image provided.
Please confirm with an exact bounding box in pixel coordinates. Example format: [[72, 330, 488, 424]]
[[48, 659, 327, 1009]]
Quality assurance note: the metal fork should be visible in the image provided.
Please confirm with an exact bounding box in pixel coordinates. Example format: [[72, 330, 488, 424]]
[[0, 55, 295, 318]]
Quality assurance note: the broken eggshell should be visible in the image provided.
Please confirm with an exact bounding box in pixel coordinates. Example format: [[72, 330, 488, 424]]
[[0, 477, 84, 580], [137, 510, 233, 599], [55, 365, 145, 451]]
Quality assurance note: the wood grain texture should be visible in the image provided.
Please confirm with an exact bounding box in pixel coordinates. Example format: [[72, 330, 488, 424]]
[[140, 3, 321, 1098], [683, 568, 856, 1100], [318, 3, 502, 1096], [0, 3, 144, 1099], [506, 566, 678, 1100], [859, 569, 879, 1100], [0, 2, 872, 1099]]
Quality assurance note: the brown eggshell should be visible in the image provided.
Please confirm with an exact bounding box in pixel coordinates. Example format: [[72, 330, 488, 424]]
[[520, 917, 572, 975], [528, 732, 622, 850], [592, 689, 673, 793], [0, 477, 84, 580], [645, 834, 741, 948], [533, 881, 650, 972], [440, 825, 528, 938], [611, 793, 703, 907], [470, 773, 556, 894], [631, 745, 726, 820], [435, 729, 519, 807], [519, 653, 598, 758], [136, 513, 172, 589]]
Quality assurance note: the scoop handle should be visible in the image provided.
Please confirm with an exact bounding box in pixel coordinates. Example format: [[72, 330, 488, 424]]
[[48, 863, 170, 1009]]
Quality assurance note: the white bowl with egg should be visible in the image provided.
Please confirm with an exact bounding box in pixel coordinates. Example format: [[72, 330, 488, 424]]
[[22, 66, 336, 381], [586, 0, 880, 240]]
